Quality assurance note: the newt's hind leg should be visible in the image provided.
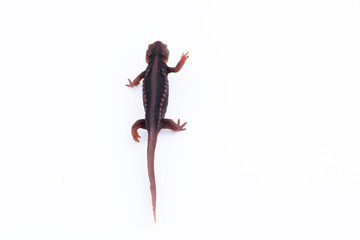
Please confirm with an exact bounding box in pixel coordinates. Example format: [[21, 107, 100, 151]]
[[131, 119, 146, 142], [161, 119, 187, 131]]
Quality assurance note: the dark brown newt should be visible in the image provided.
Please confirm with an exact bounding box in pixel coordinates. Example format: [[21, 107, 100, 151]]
[[126, 41, 189, 222]]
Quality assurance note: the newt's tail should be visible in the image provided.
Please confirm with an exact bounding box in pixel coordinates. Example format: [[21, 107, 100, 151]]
[[147, 131, 158, 223]]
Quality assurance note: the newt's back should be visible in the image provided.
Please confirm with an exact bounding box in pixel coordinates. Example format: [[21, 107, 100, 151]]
[[143, 42, 170, 132]]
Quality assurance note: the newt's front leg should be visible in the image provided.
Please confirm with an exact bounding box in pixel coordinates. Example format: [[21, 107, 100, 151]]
[[126, 71, 146, 88], [168, 52, 189, 73]]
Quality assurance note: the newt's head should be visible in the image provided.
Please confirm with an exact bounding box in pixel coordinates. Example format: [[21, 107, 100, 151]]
[[146, 41, 169, 63]]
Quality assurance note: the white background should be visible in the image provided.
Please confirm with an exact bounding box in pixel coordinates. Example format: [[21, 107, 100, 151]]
[[1, 0, 360, 239]]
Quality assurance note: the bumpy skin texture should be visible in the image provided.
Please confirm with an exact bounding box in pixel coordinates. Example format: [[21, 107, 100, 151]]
[[126, 41, 189, 222]]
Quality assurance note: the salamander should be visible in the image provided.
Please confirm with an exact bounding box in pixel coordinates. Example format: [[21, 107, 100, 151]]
[[126, 41, 189, 222]]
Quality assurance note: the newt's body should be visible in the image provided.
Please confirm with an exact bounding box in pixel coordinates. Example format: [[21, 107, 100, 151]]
[[126, 41, 189, 222]]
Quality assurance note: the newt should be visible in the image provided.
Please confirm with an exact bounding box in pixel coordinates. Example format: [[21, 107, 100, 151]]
[[126, 41, 189, 222]]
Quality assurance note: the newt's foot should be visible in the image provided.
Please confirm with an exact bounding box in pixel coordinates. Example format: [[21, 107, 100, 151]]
[[131, 119, 146, 142], [181, 52, 189, 62], [126, 79, 136, 88], [177, 119, 187, 130], [132, 129, 141, 142]]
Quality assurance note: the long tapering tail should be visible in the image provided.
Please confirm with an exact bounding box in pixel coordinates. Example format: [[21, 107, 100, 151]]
[[147, 131, 158, 223]]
